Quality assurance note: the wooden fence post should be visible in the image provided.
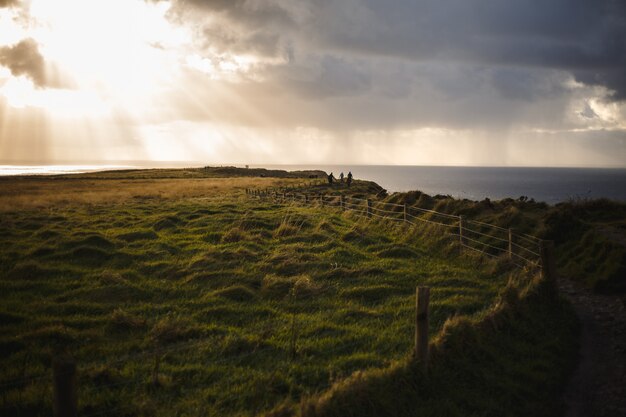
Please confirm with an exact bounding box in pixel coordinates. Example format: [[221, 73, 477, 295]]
[[415, 287, 430, 371], [367, 199, 372, 218], [508, 228, 513, 260], [340, 195, 345, 211], [458, 216, 466, 248], [404, 204, 408, 222], [53, 355, 77, 417], [304, 194, 308, 204], [320, 194, 324, 207], [540, 240, 557, 297]]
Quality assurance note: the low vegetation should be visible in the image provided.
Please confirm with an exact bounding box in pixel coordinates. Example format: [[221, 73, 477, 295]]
[[385, 191, 626, 294], [0, 169, 586, 416], [287, 270, 577, 417]]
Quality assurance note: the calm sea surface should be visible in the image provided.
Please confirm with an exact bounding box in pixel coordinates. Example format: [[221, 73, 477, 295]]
[[259, 165, 626, 204], [0, 165, 135, 176], [1, 164, 625, 204]]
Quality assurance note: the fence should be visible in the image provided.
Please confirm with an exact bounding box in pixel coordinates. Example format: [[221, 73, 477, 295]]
[[245, 186, 544, 270]]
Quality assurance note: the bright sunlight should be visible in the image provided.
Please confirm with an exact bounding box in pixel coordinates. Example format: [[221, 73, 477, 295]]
[[1, 0, 188, 115]]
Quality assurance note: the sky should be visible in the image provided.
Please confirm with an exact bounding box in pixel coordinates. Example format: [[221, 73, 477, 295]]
[[0, 0, 625, 167]]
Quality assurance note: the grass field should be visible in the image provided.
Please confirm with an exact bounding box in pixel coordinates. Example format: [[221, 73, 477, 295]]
[[384, 191, 626, 294], [0, 174, 518, 416]]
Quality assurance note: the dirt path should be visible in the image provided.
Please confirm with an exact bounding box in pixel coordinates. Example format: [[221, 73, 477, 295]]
[[560, 278, 626, 417]]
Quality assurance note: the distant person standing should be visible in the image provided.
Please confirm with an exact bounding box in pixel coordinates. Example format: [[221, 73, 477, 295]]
[[347, 171, 353, 187], [328, 172, 335, 185], [339, 172, 344, 183]]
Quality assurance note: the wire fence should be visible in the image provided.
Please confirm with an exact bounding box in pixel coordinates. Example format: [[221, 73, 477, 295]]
[[247, 186, 544, 270]]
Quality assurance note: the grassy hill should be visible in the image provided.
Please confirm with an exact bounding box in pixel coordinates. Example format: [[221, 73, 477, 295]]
[[0, 169, 588, 416], [20, 165, 329, 180], [383, 191, 626, 295]]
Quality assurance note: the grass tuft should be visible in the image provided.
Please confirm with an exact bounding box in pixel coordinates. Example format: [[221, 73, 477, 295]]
[[221, 226, 249, 243], [213, 285, 257, 302], [108, 308, 147, 332], [117, 230, 159, 242], [150, 316, 197, 345], [376, 246, 419, 259]]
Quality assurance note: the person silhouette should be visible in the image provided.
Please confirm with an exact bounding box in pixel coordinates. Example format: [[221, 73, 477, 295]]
[[328, 172, 335, 185], [339, 172, 344, 183], [347, 171, 353, 187]]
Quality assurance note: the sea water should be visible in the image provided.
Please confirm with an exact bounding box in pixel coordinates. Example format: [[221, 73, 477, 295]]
[[258, 165, 626, 204]]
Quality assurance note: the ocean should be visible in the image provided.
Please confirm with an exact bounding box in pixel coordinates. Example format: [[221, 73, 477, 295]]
[[1, 164, 625, 205], [0, 165, 135, 176], [257, 165, 626, 205]]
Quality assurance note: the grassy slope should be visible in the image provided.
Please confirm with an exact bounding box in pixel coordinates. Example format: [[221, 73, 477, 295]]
[[542, 199, 626, 294], [385, 191, 626, 294], [282, 271, 578, 417], [0, 176, 514, 416]]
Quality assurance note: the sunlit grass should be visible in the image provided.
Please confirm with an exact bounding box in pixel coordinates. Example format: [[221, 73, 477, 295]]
[[0, 177, 289, 211], [0, 176, 511, 416]]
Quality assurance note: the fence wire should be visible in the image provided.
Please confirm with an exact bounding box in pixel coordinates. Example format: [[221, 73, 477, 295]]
[[249, 186, 543, 268]]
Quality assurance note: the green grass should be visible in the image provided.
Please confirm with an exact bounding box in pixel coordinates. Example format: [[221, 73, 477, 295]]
[[0, 172, 591, 417], [0, 184, 514, 417], [292, 273, 578, 417], [543, 199, 626, 293], [385, 191, 626, 293]]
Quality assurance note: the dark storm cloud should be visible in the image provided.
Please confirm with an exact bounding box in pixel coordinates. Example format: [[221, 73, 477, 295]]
[[269, 55, 372, 99], [178, 0, 295, 26], [489, 68, 567, 102], [162, 0, 298, 58], [167, 0, 626, 100], [314, 0, 626, 99], [0, 39, 47, 87], [0, 39, 72, 89], [0, 0, 18, 8], [200, 24, 282, 56]]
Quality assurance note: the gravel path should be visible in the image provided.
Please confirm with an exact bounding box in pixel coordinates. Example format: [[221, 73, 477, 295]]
[[560, 278, 626, 417]]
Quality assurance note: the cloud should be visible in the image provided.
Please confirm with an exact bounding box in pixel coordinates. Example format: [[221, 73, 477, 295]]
[[142, 0, 626, 142], [0, 39, 47, 87], [0, 38, 72, 89], [0, 0, 18, 8], [165, 0, 626, 101], [162, 0, 301, 59]]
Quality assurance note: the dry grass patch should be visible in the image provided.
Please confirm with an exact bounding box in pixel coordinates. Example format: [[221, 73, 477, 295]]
[[0, 177, 290, 211]]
